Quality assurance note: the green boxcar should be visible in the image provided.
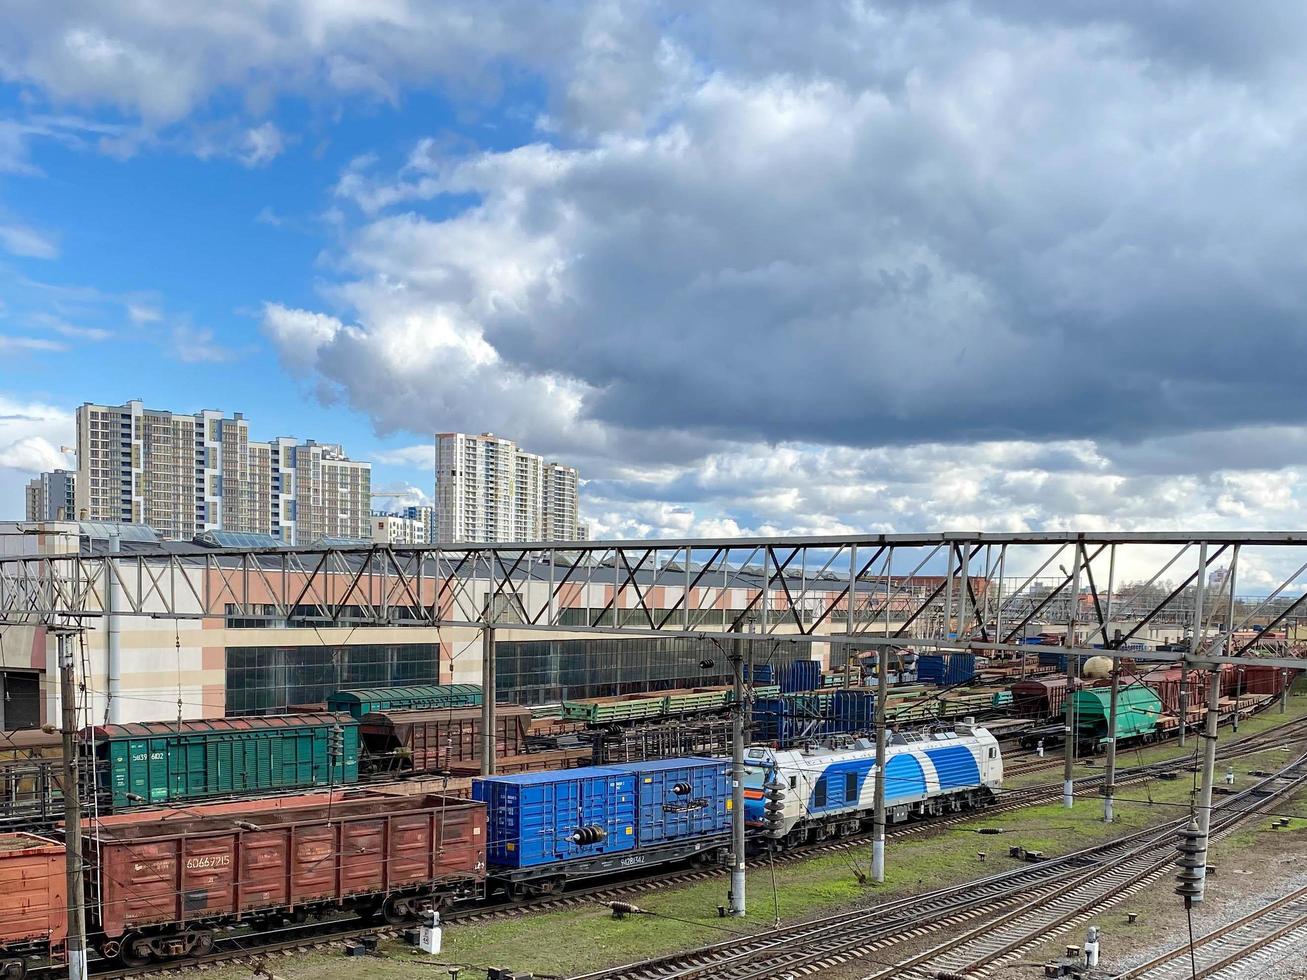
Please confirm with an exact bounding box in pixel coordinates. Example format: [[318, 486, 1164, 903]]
[[1067, 685, 1162, 747], [326, 684, 483, 719], [87, 713, 360, 809]]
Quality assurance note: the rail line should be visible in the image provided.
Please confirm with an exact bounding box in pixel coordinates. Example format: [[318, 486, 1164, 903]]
[[566, 755, 1307, 980], [1111, 882, 1307, 980], [29, 710, 1307, 980]]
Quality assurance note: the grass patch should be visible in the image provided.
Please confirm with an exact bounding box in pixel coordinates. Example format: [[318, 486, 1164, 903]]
[[185, 709, 1307, 980], [204, 749, 1306, 980]]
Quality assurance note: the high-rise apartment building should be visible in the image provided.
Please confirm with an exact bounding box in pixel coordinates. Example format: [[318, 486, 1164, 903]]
[[74, 401, 371, 543], [25, 469, 76, 521], [399, 504, 436, 543], [542, 462, 582, 540], [435, 432, 582, 542], [369, 511, 427, 544]]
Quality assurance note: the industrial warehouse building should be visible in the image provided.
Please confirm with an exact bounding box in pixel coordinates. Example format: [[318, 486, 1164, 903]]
[[0, 520, 838, 728]]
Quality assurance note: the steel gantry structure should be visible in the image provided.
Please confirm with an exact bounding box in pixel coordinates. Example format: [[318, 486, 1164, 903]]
[[5, 532, 1307, 659], [5, 529, 1307, 924]]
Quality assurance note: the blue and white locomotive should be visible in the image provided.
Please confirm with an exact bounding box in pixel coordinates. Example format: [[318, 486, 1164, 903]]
[[743, 722, 1003, 844]]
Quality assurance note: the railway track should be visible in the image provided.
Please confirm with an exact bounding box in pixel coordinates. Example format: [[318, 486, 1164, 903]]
[[1112, 882, 1307, 979], [1001, 709, 1307, 779], [30, 710, 1307, 980], [567, 755, 1307, 980]]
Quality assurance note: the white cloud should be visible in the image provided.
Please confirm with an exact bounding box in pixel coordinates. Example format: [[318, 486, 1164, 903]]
[[126, 302, 161, 324], [373, 444, 435, 467], [238, 122, 284, 167], [0, 223, 58, 259], [30, 314, 111, 341], [261, 304, 345, 373], [0, 335, 65, 352], [170, 323, 236, 363], [0, 398, 74, 518]]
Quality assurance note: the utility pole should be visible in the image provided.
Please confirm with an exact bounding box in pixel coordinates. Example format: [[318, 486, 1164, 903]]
[[728, 643, 746, 916], [871, 645, 889, 882], [1063, 552, 1082, 809], [480, 622, 497, 777], [1101, 546, 1118, 823], [58, 632, 89, 980], [1195, 667, 1221, 839], [1179, 665, 1189, 747], [106, 529, 122, 724], [1103, 658, 1121, 823]]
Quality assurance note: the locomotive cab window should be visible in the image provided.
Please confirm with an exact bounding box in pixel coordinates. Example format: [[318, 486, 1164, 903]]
[[988, 748, 997, 759], [845, 771, 858, 801], [813, 777, 827, 807], [789, 776, 798, 789]]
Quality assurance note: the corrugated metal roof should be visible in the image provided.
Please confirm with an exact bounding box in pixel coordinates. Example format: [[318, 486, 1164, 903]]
[[330, 685, 480, 703], [86, 712, 350, 739]]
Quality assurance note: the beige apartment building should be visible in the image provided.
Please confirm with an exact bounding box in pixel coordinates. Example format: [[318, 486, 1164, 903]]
[[73, 400, 371, 544], [436, 431, 584, 542]]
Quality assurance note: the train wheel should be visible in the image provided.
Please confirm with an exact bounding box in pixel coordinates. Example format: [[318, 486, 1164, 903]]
[[189, 931, 215, 956], [118, 934, 152, 968], [382, 896, 414, 925], [1, 958, 27, 980]]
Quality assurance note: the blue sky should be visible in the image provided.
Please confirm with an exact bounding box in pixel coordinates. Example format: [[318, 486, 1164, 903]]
[[4, 2, 1307, 561], [0, 76, 549, 502]]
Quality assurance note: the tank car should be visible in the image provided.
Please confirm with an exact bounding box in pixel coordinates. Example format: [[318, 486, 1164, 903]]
[[743, 724, 1003, 845]]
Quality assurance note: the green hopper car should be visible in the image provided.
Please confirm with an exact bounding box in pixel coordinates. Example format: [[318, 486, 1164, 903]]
[[86, 713, 360, 809], [326, 684, 483, 719], [1067, 685, 1163, 750]]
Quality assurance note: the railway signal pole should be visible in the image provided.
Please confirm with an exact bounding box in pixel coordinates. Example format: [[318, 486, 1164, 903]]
[[728, 644, 746, 916], [58, 631, 89, 980]]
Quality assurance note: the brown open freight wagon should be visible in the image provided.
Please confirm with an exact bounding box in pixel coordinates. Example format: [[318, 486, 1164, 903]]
[[85, 789, 485, 966]]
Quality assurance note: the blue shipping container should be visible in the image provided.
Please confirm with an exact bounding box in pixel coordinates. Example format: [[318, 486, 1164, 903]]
[[473, 767, 637, 869], [1038, 650, 1068, 670], [832, 690, 875, 732], [751, 663, 776, 685], [917, 654, 977, 686], [781, 660, 822, 693], [617, 757, 732, 845]]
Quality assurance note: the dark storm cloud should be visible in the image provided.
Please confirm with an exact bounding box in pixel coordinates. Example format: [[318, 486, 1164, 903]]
[[255, 0, 1307, 470]]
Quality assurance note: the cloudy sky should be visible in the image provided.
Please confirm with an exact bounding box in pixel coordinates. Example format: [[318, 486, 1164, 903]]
[[2, 1, 1307, 539]]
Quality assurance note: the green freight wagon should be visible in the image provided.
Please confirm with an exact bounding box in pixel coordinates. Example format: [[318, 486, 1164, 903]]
[[729, 684, 780, 702], [85, 713, 360, 809], [561, 693, 665, 724], [326, 684, 483, 719], [1067, 685, 1162, 750], [662, 687, 732, 715]]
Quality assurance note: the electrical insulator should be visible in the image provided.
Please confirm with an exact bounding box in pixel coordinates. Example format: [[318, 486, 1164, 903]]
[[672, 782, 692, 795], [1174, 817, 1207, 904], [569, 825, 608, 846], [329, 725, 344, 762], [762, 773, 787, 837]]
